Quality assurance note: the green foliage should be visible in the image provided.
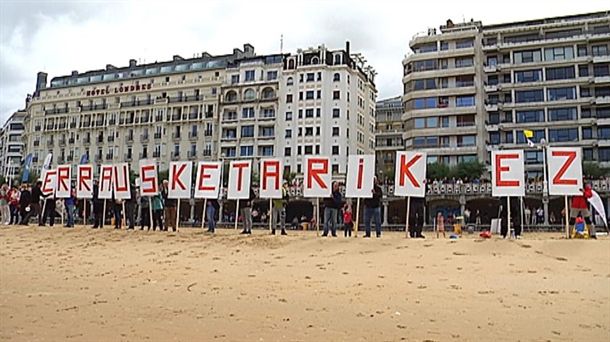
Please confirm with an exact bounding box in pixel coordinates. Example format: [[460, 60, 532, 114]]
[[426, 161, 486, 180], [158, 169, 169, 182], [284, 172, 297, 183], [583, 162, 610, 178]]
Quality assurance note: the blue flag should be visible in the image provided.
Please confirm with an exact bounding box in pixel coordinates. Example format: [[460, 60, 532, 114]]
[[79, 153, 89, 165], [21, 154, 33, 182]]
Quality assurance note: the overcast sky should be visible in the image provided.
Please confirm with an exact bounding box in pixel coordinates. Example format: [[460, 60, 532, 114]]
[[0, 0, 608, 122]]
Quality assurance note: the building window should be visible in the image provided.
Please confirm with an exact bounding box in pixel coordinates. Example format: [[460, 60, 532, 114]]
[[267, 71, 278, 80], [242, 107, 255, 118], [287, 77, 293, 86], [583, 148, 594, 161], [244, 88, 256, 101], [332, 146, 339, 155], [600, 148, 610, 162], [413, 59, 437, 71], [333, 73, 340, 82], [304, 145, 313, 154], [489, 132, 500, 145], [305, 109, 314, 118], [594, 65, 610, 77], [262, 88, 275, 99], [456, 39, 474, 49], [245, 70, 255, 81], [286, 94, 293, 103], [457, 135, 476, 147], [544, 46, 574, 61], [592, 45, 609, 57], [316, 90, 321, 99], [515, 89, 544, 103], [285, 129, 292, 138], [547, 87, 576, 101], [284, 147, 291, 156], [598, 127, 610, 139], [517, 130, 545, 144], [516, 110, 545, 123], [582, 127, 593, 140], [455, 75, 473, 87], [548, 128, 578, 142], [241, 125, 254, 138], [333, 91, 340, 100], [549, 107, 577, 121], [332, 164, 339, 174], [515, 69, 542, 83], [579, 64, 589, 77], [240, 146, 254, 156], [306, 73, 315, 82], [514, 49, 542, 64], [332, 127, 340, 136], [225, 91, 237, 102], [306, 91, 314, 100], [260, 146, 274, 156], [524, 151, 543, 165], [440, 41, 449, 51], [333, 108, 340, 118], [413, 78, 437, 90], [546, 66, 575, 80], [455, 57, 473, 68], [285, 111, 293, 120], [231, 75, 240, 84], [412, 97, 437, 109], [456, 95, 475, 107]]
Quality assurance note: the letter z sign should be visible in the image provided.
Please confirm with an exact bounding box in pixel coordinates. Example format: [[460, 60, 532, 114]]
[[547, 147, 582, 195], [394, 151, 427, 198], [491, 150, 525, 197]]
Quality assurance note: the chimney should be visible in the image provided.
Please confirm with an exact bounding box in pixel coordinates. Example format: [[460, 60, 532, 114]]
[[201, 52, 212, 58], [345, 41, 350, 55], [446, 19, 454, 27], [129, 59, 137, 67], [71, 70, 78, 76], [243, 43, 255, 56], [106, 64, 116, 70], [36, 72, 47, 91], [173, 55, 184, 61], [233, 48, 243, 57]]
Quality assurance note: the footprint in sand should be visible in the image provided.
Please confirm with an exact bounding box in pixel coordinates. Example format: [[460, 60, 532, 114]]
[[555, 257, 568, 262]]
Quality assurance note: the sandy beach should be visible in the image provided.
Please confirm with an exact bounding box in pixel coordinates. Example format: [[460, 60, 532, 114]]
[[0, 226, 608, 341]]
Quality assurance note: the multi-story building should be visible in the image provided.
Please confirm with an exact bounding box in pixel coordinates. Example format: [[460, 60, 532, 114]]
[[21, 42, 377, 177], [219, 53, 284, 169], [23, 44, 255, 173], [279, 43, 377, 175], [403, 11, 610, 179], [0, 110, 26, 183], [374, 96, 403, 178]]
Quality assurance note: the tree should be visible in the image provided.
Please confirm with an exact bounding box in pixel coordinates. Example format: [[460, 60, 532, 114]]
[[451, 161, 486, 180], [426, 163, 451, 180], [583, 162, 609, 179], [283, 172, 297, 183]]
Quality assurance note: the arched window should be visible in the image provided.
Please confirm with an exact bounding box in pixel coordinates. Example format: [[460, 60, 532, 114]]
[[262, 87, 275, 99], [333, 73, 340, 82], [287, 77, 294, 86], [288, 59, 295, 69], [225, 90, 237, 102], [244, 88, 256, 101], [311, 57, 319, 64], [334, 54, 341, 65]]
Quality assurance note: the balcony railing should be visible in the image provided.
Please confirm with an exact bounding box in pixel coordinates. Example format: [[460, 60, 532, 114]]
[[189, 132, 198, 139], [68, 138, 75, 144], [152, 152, 161, 158], [125, 154, 132, 161], [154, 132, 162, 140], [188, 151, 197, 159], [172, 133, 181, 140], [141, 135, 149, 142]]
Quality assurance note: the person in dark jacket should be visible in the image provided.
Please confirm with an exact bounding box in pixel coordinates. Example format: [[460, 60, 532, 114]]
[[240, 187, 257, 234], [40, 194, 56, 227], [65, 188, 76, 228], [125, 184, 137, 230], [161, 180, 177, 232], [363, 177, 383, 238], [21, 181, 42, 225], [92, 180, 103, 228], [322, 182, 342, 237], [18, 184, 32, 224], [206, 198, 220, 233]]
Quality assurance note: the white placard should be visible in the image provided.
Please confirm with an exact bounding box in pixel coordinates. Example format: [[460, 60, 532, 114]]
[[259, 159, 283, 199], [139, 159, 158, 197], [345, 155, 375, 198], [194, 161, 222, 199], [77, 165, 93, 199], [227, 160, 252, 199], [41, 169, 57, 196], [394, 151, 427, 198], [491, 150, 525, 197], [98, 164, 114, 199], [547, 147, 583, 196], [113, 163, 131, 199], [303, 157, 331, 198], [55, 165, 71, 198], [169, 161, 193, 199]]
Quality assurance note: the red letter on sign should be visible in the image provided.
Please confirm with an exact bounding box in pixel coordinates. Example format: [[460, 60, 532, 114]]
[[262, 161, 280, 191], [171, 163, 187, 191], [552, 151, 578, 185], [307, 159, 328, 189], [141, 165, 157, 194], [198, 164, 218, 191], [233, 162, 250, 192], [79, 167, 92, 192], [101, 167, 113, 192], [495, 154, 519, 187], [357, 158, 364, 189], [114, 165, 128, 192], [398, 154, 422, 187], [42, 170, 56, 194], [57, 167, 70, 192]]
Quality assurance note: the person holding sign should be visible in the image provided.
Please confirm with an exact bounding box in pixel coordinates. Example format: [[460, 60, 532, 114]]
[[92, 180, 103, 229], [271, 182, 289, 235], [363, 177, 383, 238], [161, 180, 177, 232], [40, 193, 56, 227], [65, 188, 76, 228], [21, 181, 42, 225], [240, 186, 256, 235], [322, 182, 342, 237], [570, 182, 593, 237]]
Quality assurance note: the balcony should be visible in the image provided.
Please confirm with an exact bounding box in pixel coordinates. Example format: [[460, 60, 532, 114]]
[[66, 156, 73, 162], [221, 134, 237, 141], [222, 114, 238, 122], [596, 96, 610, 105], [155, 115, 163, 122], [189, 132, 198, 140], [168, 97, 185, 104], [107, 136, 115, 143], [140, 116, 150, 124], [47, 140, 54, 147], [68, 138, 75, 144], [171, 114, 182, 121], [141, 134, 149, 142], [202, 149, 212, 157], [183, 95, 202, 102], [45, 125, 54, 130], [172, 133, 181, 141], [95, 154, 103, 162], [124, 154, 132, 161], [97, 136, 104, 143], [483, 64, 497, 73], [154, 132, 162, 140], [83, 137, 91, 145], [95, 120, 104, 126], [139, 152, 148, 159], [126, 135, 134, 143], [152, 151, 161, 158], [80, 104, 107, 112], [69, 122, 77, 129], [105, 154, 114, 161], [171, 153, 180, 161], [58, 123, 67, 129], [188, 151, 197, 159], [58, 139, 66, 146], [81, 121, 91, 128], [188, 112, 199, 120], [204, 130, 213, 137], [45, 107, 69, 115]]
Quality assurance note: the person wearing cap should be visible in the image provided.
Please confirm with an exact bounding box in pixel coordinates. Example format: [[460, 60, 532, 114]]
[[161, 180, 177, 232]]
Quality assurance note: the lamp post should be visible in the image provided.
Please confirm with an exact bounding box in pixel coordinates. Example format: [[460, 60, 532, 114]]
[[539, 138, 549, 225]]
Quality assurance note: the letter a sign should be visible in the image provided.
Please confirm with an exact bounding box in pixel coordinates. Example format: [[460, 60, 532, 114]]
[[547, 147, 582, 195], [394, 151, 427, 198], [303, 157, 331, 198], [346, 155, 375, 198], [491, 150, 525, 197], [259, 159, 283, 199]]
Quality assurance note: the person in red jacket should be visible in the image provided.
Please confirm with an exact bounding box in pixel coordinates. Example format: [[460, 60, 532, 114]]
[[570, 182, 592, 225]]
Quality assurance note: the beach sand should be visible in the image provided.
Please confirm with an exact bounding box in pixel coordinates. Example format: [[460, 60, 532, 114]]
[[0, 226, 608, 341]]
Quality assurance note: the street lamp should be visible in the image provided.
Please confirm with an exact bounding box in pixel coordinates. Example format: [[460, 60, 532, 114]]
[[539, 138, 548, 196]]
